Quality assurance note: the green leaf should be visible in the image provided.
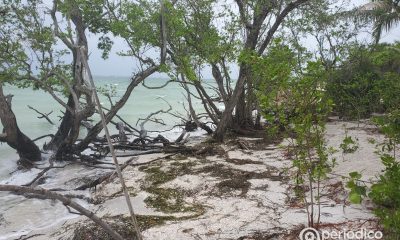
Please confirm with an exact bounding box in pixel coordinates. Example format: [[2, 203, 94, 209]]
[[349, 192, 362, 204], [349, 171, 362, 179]]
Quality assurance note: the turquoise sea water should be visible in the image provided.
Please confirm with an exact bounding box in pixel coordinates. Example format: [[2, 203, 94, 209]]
[[0, 76, 203, 180]]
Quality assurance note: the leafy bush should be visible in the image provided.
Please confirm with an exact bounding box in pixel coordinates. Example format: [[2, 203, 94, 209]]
[[327, 43, 400, 119], [369, 154, 400, 239], [347, 109, 400, 239], [346, 171, 366, 204], [340, 135, 359, 154], [253, 41, 336, 227]]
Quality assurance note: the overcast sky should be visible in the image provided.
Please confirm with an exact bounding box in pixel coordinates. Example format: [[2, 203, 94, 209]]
[[85, 0, 400, 78]]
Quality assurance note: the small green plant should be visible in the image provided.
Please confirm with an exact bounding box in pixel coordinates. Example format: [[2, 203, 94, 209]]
[[367, 138, 376, 144], [346, 171, 367, 204], [369, 154, 400, 239], [373, 110, 400, 157], [254, 40, 336, 228], [340, 134, 359, 154], [346, 156, 400, 239], [346, 110, 400, 239]]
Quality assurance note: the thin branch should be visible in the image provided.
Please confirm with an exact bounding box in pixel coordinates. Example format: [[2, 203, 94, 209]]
[[32, 134, 54, 142], [258, 0, 309, 55], [27, 105, 54, 125], [80, 48, 143, 240], [50, 0, 75, 50], [136, 98, 173, 136], [160, 0, 167, 64], [0, 185, 125, 240]]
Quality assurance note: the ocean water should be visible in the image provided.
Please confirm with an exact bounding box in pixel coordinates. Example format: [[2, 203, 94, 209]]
[[0, 76, 210, 239], [0, 76, 201, 179]]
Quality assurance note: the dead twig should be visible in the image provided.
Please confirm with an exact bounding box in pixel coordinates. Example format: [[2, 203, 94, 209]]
[[27, 105, 54, 125], [0, 184, 125, 240], [32, 134, 54, 142]]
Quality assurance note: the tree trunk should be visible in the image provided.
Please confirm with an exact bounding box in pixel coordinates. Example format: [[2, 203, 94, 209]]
[[0, 85, 41, 162], [235, 82, 257, 129], [212, 0, 308, 142], [45, 95, 75, 151], [75, 66, 159, 152], [213, 70, 247, 142], [46, 1, 94, 158], [235, 87, 255, 128]]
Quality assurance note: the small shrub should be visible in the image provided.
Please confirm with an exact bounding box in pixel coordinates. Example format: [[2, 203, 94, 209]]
[[369, 154, 400, 239], [346, 171, 366, 204], [340, 135, 359, 154]]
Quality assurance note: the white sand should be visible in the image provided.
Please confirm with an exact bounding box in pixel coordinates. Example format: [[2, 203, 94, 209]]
[[0, 120, 388, 239]]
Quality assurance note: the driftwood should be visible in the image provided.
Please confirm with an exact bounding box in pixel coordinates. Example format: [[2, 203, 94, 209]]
[[136, 98, 172, 136], [116, 122, 128, 142], [175, 130, 187, 143], [75, 156, 139, 191], [27, 105, 54, 125], [75, 154, 177, 191], [100, 106, 139, 133], [0, 184, 125, 240]]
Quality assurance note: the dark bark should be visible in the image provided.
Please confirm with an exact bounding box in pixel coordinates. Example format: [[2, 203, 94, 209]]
[[211, 63, 228, 104], [182, 81, 214, 134], [75, 65, 159, 152], [0, 85, 41, 162], [46, 1, 96, 159], [45, 95, 75, 151], [193, 81, 221, 117], [213, 69, 247, 142], [213, 0, 309, 142], [74, 0, 168, 154], [27, 105, 54, 125]]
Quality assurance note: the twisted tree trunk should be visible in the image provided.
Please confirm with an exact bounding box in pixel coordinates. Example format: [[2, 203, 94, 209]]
[[0, 85, 41, 162], [46, 0, 95, 159], [212, 0, 309, 142]]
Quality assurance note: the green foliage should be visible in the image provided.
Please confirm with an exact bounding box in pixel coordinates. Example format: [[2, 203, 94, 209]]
[[97, 36, 113, 60], [369, 154, 400, 239], [165, 0, 236, 81], [251, 40, 297, 135], [254, 40, 336, 227], [0, 0, 72, 92], [327, 43, 400, 119], [346, 106, 400, 238], [346, 171, 367, 204], [340, 134, 359, 154], [287, 62, 335, 227], [351, 0, 400, 44], [373, 110, 400, 149]]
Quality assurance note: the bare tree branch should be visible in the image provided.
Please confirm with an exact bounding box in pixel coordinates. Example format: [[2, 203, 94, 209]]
[[258, 0, 309, 54], [80, 48, 143, 240], [160, 0, 167, 64], [0, 184, 125, 240], [27, 105, 54, 125]]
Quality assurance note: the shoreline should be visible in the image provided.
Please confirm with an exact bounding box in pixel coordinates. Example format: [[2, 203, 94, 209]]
[[0, 120, 386, 240]]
